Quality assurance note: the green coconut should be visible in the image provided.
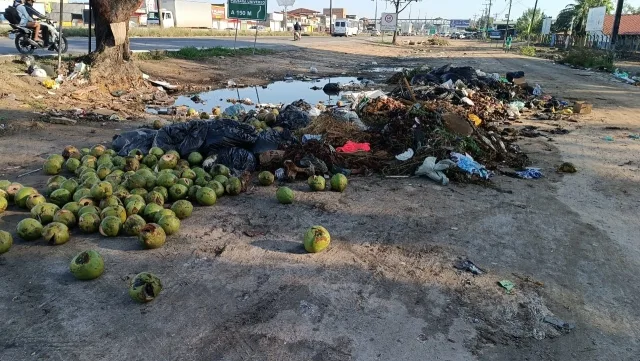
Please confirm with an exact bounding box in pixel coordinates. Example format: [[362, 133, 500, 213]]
[[32, 203, 60, 224], [225, 177, 242, 196], [177, 178, 193, 188], [25, 194, 46, 210], [170, 200, 193, 219], [149, 147, 164, 158], [0, 197, 7, 214], [194, 177, 210, 187], [62, 145, 82, 160], [96, 165, 112, 180], [142, 203, 164, 222], [17, 218, 44, 241], [158, 154, 179, 170], [78, 205, 100, 217], [181, 169, 197, 180], [187, 152, 203, 166], [308, 176, 326, 192], [142, 154, 158, 168], [124, 194, 145, 207], [90, 181, 113, 200], [14, 187, 38, 208], [153, 209, 175, 223], [90, 144, 107, 157], [152, 186, 169, 200], [303, 226, 331, 253], [81, 155, 97, 169], [123, 173, 146, 190], [123, 156, 140, 172], [80, 148, 91, 156], [129, 188, 148, 197], [0, 180, 11, 191], [62, 202, 81, 217], [78, 197, 96, 207], [72, 188, 91, 203], [125, 197, 147, 216], [43, 160, 62, 175], [113, 186, 130, 200], [0, 189, 6, 199], [213, 175, 228, 187], [70, 250, 104, 280], [112, 156, 125, 168], [99, 216, 122, 237], [166, 150, 180, 159], [176, 159, 190, 171], [144, 191, 165, 206], [97, 154, 112, 167], [207, 181, 225, 197], [211, 164, 230, 177], [276, 187, 294, 204], [187, 185, 201, 201], [129, 272, 163, 303], [168, 184, 188, 201], [65, 158, 81, 172], [78, 213, 101, 233], [258, 171, 275, 186], [105, 170, 124, 185], [330, 174, 348, 193], [157, 215, 180, 236], [53, 209, 77, 228], [99, 195, 122, 209], [101, 206, 127, 224], [0, 230, 13, 254], [196, 187, 217, 206], [192, 167, 208, 179], [156, 172, 178, 188], [139, 223, 167, 249], [60, 179, 78, 195], [42, 222, 70, 246], [5, 183, 23, 202], [123, 215, 147, 236], [49, 188, 71, 207]]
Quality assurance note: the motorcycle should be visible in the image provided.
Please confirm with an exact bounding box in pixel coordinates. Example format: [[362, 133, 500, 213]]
[[9, 19, 68, 55]]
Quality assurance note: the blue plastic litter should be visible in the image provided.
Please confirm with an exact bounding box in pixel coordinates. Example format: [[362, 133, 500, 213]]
[[516, 168, 543, 179], [629, 134, 640, 140], [302, 134, 323, 144], [223, 104, 245, 117], [603, 136, 614, 142], [451, 152, 492, 179]]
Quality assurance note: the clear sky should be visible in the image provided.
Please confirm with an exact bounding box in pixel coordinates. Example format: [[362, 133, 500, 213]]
[[266, 0, 640, 20]]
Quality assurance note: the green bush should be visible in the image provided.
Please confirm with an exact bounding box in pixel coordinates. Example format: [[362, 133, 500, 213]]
[[561, 48, 614, 71], [520, 46, 536, 57], [135, 46, 274, 60]]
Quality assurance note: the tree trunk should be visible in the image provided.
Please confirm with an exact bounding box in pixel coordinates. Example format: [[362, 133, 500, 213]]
[[392, 2, 400, 45], [89, 0, 144, 88]]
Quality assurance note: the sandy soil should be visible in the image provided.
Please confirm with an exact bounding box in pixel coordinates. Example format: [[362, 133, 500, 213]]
[[1, 39, 639, 361]]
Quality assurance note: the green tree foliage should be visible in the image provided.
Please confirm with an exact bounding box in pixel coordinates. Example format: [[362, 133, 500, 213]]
[[553, 0, 614, 35], [516, 8, 547, 36]]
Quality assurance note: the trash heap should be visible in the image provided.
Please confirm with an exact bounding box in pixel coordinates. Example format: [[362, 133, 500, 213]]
[[112, 64, 580, 184]]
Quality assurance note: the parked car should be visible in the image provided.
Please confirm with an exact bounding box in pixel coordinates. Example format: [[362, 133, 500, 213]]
[[370, 29, 381, 36], [249, 25, 267, 31]]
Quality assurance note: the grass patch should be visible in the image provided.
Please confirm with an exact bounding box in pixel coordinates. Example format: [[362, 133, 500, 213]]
[[135, 46, 275, 60], [519, 46, 536, 57], [561, 48, 614, 71], [0, 25, 328, 38]]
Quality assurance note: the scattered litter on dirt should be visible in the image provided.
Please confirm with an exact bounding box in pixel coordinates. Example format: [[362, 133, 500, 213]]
[[603, 136, 615, 142], [543, 316, 576, 331], [516, 168, 543, 179], [557, 162, 577, 173], [453, 259, 485, 275], [498, 280, 515, 294]]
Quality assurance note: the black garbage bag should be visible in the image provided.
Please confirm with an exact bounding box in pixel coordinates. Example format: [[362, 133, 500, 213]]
[[252, 128, 299, 154], [411, 73, 440, 85], [204, 147, 256, 174], [291, 99, 312, 112], [202, 119, 258, 153], [506, 71, 525, 83], [152, 120, 209, 156], [323, 83, 340, 95], [440, 66, 477, 84], [112, 129, 158, 156], [275, 105, 311, 130]]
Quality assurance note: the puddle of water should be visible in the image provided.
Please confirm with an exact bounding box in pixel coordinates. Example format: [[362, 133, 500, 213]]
[[367, 67, 406, 73], [167, 77, 365, 113]]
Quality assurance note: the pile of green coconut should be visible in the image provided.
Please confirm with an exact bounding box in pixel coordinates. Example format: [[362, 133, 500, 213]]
[[0, 144, 345, 303]]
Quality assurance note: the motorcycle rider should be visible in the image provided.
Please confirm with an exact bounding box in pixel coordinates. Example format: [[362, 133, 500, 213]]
[[14, 0, 42, 45], [24, 0, 57, 47]]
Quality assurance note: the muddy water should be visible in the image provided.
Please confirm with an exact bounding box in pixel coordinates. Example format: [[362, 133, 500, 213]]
[[172, 77, 364, 113]]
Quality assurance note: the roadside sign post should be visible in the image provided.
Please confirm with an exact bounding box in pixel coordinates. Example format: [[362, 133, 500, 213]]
[[227, 0, 268, 53], [380, 12, 397, 43]]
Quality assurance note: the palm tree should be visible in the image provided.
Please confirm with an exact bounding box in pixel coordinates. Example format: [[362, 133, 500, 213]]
[[555, 0, 614, 35]]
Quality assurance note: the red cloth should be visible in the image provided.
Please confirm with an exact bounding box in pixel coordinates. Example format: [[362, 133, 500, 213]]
[[336, 141, 371, 153]]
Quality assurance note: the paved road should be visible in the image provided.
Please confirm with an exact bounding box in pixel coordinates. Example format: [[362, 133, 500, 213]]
[[0, 36, 355, 55]]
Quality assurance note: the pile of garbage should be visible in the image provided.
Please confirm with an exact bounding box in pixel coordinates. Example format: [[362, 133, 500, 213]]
[[113, 64, 579, 184]]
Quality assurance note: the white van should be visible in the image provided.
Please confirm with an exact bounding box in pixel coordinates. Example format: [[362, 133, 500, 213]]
[[333, 19, 358, 37]]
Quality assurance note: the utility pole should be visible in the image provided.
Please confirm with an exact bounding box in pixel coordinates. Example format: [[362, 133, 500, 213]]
[[527, 0, 539, 46], [329, 0, 333, 35], [485, 0, 493, 38], [611, 0, 625, 50], [503, 0, 512, 47], [156, 0, 164, 29]]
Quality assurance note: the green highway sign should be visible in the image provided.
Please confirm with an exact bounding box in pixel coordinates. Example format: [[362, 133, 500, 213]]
[[228, 0, 268, 20]]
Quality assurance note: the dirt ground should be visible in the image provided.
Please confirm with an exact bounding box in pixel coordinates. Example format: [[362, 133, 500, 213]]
[[1, 39, 640, 361]]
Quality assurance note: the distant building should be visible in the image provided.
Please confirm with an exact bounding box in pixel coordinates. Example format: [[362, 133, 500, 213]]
[[603, 14, 640, 35], [323, 8, 346, 19]]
